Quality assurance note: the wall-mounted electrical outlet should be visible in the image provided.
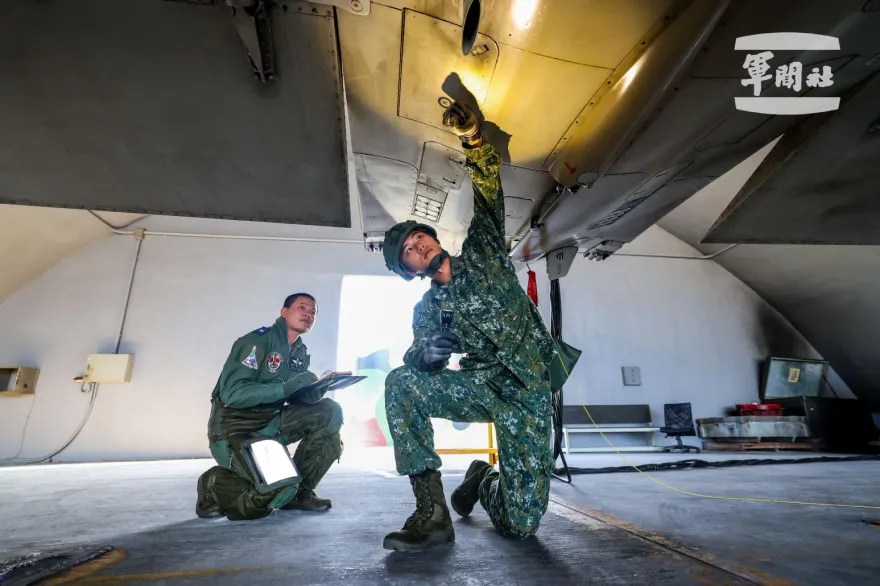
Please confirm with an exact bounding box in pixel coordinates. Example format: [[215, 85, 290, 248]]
[[83, 354, 134, 383], [622, 366, 641, 386]]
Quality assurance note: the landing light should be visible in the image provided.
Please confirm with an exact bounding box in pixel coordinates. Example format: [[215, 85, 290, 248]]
[[462, 0, 481, 55]]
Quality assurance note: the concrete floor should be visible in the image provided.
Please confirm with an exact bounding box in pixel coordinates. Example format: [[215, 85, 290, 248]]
[[556, 450, 856, 468], [0, 450, 877, 585], [554, 453, 880, 585]]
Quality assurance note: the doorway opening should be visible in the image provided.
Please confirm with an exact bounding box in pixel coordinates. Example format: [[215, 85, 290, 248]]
[[335, 275, 490, 471]]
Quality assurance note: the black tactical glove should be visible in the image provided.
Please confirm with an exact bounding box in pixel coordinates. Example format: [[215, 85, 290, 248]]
[[284, 371, 322, 404], [421, 331, 458, 369], [442, 101, 482, 147]]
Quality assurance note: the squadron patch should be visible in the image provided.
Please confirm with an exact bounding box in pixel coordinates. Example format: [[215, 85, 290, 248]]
[[266, 352, 283, 373], [242, 346, 259, 370], [289, 355, 305, 372]]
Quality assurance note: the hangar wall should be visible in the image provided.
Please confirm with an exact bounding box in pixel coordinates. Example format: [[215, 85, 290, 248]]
[[0, 219, 848, 462], [521, 226, 854, 448]]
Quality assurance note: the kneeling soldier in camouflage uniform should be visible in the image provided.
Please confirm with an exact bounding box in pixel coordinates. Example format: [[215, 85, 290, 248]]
[[196, 293, 344, 520], [380, 101, 557, 551]]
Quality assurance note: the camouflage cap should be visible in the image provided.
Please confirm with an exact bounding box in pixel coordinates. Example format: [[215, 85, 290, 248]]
[[382, 220, 438, 280]]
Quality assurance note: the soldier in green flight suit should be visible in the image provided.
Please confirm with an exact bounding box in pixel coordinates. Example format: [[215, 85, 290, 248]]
[[195, 293, 344, 521], [380, 100, 557, 552]]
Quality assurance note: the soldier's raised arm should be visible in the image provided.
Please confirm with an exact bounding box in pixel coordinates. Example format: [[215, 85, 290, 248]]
[[443, 102, 506, 257]]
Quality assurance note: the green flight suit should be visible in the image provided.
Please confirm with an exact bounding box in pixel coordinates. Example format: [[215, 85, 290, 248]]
[[385, 142, 557, 539], [197, 317, 343, 520]]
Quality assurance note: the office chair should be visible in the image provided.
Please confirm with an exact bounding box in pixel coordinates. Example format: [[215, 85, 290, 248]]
[[660, 402, 701, 453]]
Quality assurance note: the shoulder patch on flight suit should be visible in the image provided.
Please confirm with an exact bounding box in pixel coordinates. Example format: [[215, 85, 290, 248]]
[[251, 326, 271, 335], [242, 346, 259, 369]]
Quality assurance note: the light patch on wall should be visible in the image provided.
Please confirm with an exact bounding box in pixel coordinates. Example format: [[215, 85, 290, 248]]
[[335, 275, 428, 450], [337, 275, 430, 376], [335, 275, 488, 453]]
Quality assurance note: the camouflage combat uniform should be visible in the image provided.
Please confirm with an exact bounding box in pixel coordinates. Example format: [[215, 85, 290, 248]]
[[196, 317, 343, 520], [385, 142, 557, 539]]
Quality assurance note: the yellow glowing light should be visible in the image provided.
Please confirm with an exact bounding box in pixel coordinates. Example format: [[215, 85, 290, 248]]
[[457, 69, 492, 105], [513, 0, 538, 30], [618, 62, 640, 92]]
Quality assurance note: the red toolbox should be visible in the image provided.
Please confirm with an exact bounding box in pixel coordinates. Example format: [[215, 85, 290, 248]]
[[736, 403, 784, 416]]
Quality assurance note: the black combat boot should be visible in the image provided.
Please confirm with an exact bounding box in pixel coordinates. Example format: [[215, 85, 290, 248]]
[[450, 459, 492, 517], [195, 469, 224, 519], [281, 485, 332, 512], [383, 470, 455, 552]]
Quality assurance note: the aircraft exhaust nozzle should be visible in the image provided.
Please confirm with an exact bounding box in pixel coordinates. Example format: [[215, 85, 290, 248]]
[[461, 0, 481, 55]]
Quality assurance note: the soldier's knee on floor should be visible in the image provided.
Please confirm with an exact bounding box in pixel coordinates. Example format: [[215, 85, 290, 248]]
[[505, 521, 541, 540], [520, 521, 541, 538]]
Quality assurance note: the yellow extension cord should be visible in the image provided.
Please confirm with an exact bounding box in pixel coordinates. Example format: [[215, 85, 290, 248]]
[[554, 351, 880, 510]]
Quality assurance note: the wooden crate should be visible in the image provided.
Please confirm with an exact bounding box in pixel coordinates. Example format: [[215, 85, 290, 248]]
[[703, 439, 823, 452]]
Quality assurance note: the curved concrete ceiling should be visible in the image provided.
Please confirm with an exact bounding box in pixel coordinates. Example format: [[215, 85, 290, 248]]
[[0, 206, 144, 304]]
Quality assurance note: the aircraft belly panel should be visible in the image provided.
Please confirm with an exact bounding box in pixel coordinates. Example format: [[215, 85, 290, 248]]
[[341, 3, 565, 239], [398, 11, 500, 129], [355, 154, 418, 231], [375, 0, 673, 68], [0, 0, 350, 227], [513, 173, 645, 261], [338, 5, 460, 168], [482, 46, 611, 169]]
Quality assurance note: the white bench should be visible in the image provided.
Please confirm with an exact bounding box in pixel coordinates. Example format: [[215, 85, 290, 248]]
[[562, 424, 662, 453], [561, 405, 662, 453]]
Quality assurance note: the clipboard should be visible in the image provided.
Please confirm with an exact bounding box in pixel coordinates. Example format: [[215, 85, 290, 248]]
[[287, 374, 367, 400], [241, 437, 301, 494]]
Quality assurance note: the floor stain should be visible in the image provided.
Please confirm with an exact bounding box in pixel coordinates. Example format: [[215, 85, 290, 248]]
[[75, 566, 261, 584], [39, 549, 127, 586]]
